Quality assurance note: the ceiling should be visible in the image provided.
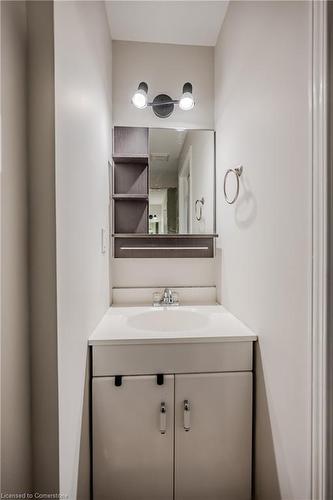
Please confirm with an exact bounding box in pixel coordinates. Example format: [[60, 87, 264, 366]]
[[150, 128, 187, 174], [105, 1, 228, 47]]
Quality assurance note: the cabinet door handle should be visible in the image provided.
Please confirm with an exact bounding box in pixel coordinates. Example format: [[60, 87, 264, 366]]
[[184, 400, 191, 431], [160, 402, 167, 434]]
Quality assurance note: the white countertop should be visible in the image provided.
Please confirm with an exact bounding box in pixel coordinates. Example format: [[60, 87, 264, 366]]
[[89, 305, 257, 345]]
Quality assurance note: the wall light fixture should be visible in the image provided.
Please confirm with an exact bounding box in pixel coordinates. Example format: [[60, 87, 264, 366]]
[[131, 82, 195, 118]]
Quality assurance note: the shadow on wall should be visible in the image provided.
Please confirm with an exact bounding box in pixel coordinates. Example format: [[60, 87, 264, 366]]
[[77, 351, 91, 500], [234, 174, 258, 229], [254, 343, 281, 500]]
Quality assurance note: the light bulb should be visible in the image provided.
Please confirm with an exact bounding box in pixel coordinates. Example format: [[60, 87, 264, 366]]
[[132, 90, 147, 109], [179, 82, 194, 111], [132, 82, 148, 109], [179, 93, 194, 111]]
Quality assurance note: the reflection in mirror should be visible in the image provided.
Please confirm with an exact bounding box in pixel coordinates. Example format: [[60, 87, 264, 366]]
[[149, 129, 215, 235]]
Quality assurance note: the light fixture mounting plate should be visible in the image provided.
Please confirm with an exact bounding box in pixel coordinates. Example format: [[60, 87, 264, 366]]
[[152, 94, 174, 118]]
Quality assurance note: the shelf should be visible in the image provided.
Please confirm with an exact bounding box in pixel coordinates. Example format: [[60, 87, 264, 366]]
[[114, 162, 148, 196], [113, 127, 149, 158], [113, 233, 219, 239], [114, 199, 148, 234], [113, 235, 216, 258], [113, 154, 149, 164], [113, 127, 149, 235], [113, 194, 148, 200]]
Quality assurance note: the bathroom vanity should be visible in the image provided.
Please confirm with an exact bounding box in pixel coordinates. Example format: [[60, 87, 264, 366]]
[[89, 305, 256, 500]]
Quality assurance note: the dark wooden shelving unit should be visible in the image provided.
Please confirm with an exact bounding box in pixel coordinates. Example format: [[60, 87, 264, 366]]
[[113, 235, 216, 258], [112, 127, 149, 235]]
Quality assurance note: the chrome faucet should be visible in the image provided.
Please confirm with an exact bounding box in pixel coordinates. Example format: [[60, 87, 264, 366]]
[[153, 288, 179, 307]]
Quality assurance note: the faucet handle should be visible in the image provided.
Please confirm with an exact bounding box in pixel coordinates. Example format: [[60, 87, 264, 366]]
[[153, 291, 161, 307], [170, 290, 179, 305], [152, 288, 180, 306]]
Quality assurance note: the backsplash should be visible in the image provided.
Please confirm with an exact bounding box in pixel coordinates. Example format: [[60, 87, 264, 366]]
[[112, 286, 217, 306], [111, 257, 217, 289]]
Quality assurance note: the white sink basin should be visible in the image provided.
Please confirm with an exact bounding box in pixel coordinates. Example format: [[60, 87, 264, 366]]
[[89, 305, 257, 344], [127, 308, 210, 332]]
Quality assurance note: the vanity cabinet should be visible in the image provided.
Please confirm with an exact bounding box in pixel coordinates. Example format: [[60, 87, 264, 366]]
[[93, 375, 174, 500], [174, 372, 252, 500], [92, 370, 252, 500]]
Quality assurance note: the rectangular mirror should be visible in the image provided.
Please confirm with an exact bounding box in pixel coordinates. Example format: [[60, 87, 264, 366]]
[[149, 129, 215, 235]]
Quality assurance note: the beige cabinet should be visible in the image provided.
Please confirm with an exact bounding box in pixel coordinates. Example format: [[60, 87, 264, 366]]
[[175, 373, 252, 500], [93, 375, 174, 500], [93, 372, 252, 500]]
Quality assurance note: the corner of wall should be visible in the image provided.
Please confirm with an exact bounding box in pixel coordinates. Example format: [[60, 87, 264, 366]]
[[27, 0, 59, 492]]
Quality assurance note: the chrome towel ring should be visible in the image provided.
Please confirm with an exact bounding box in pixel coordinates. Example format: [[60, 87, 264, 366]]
[[195, 197, 204, 221], [223, 166, 243, 204]]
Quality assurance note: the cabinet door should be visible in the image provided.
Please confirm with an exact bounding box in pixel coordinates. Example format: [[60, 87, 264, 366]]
[[93, 375, 174, 500], [175, 373, 252, 500]]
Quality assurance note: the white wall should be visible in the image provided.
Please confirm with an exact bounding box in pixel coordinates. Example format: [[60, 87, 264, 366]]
[[112, 40, 214, 129], [328, 5, 333, 498], [1, 1, 32, 493], [215, 2, 312, 499], [54, 2, 112, 497], [27, 1, 59, 491], [150, 171, 178, 189], [178, 130, 215, 233]]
